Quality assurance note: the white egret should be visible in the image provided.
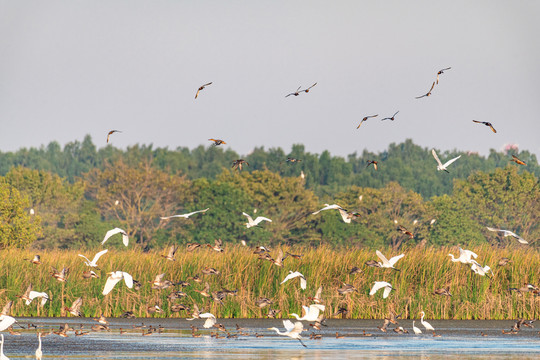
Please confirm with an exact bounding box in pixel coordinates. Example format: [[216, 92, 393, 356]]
[[470, 260, 492, 277], [267, 320, 306, 347], [412, 321, 422, 335], [375, 250, 404, 270], [289, 304, 325, 321], [242, 212, 272, 228], [448, 248, 478, 264], [200, 312, 216, 328], [102, 228, 129, 247], [369, 281, 394, 299], [420, 311, 435, 331], [102, 271, 134, 295], [0, 315, 16, 332], [160, 208, 209, 220], [26, 291, 49, 306], [312, 204, 343, 215], [281, 271, 307, 290], [431, 149, 461, 173], [35, 332, 42, 360], [486, 227, 528, 244], [78, 249, 108, 268], [0, 334, 8, 360]]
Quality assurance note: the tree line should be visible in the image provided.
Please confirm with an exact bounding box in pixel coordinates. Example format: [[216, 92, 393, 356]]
[[0, 136, 538, 249]]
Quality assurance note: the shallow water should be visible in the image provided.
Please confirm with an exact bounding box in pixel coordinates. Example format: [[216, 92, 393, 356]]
[[2, 318, 539, 359]]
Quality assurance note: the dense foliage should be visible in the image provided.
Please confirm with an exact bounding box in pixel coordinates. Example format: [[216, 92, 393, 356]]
[[0, 137, 538, 249]]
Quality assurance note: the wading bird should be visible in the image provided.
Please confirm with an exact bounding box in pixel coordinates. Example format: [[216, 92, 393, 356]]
[[369, 281, 394, 299], [472, 120, 497, 133], [448, 248, 478, 264], [103, 271, 134, 295], [436, 67, 451, 84], [35, 332, 42, 360], [510, 155, 526, 166], [242, 212, 272, 228], [267, 320, 307, 347], [375, 250, 404, 270], [290, 304, 326, 322], [415, 82, 436, 99], [431, 149, 461, 173], [106, 130, 121, 143], [420, 311, 435, 332], [281, 271, 307, 290], [102, 228, 129, 247], [412, 320, 422, 335], [78, 249, 108, 268], [0, 334, 8, 360], [381, 111, 399, 121], [195, 82, 212, 99], [160, 208, 209, 220], [357, 115, 378, 128], [486, 227, 528, 245]]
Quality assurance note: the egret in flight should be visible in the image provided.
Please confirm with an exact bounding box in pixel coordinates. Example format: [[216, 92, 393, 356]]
[[160, 208, 209, 220], [448, 248, 478, 264], [431, 149, 461, 173], [486, 227, 528, 244], [375, 250, 404, 271], [281, 271, 307, 290], [268, 320, 307, 347], [242, 212, 272, 228], [102, 228, 129, 247], [78, 249, 108, 268], [369, 281, 394, 299], [102, 271, 134, 295], [289, 304, 325, 322]]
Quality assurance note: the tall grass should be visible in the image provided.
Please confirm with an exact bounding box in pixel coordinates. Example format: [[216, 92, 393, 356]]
[[0, 244, 538, 319]]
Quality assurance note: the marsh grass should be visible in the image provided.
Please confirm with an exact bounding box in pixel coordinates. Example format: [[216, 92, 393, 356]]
[[0, 244, 538, 320]]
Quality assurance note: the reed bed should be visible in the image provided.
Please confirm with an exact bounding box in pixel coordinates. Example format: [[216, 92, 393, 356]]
[[0, 244, 538, 320]]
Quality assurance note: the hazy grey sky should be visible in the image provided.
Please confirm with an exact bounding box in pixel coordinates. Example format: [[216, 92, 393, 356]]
[[1, 1, 539, 158]]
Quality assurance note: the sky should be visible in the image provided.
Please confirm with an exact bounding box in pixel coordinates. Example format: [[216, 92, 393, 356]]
[[1, 1, 539, 159]]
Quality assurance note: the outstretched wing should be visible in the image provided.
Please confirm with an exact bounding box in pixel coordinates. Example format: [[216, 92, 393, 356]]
[[242, 212, 253, 222], [283, 319, 295, 332], [388, 254, 405, 267], [375, 250, 390, 266], [102, 275, 122, 295], [122, 272, 134, 288], [91, 249, 109, 264], [382, 284, 393, 299], [253, 217, 272, 225], [431, 149, 443, 168], [0, 315, 17, 331], [338, 209, 352, 223], [102, 228, 126, 245], [442, 155, 461, 168], [369, 281, 386, 296]]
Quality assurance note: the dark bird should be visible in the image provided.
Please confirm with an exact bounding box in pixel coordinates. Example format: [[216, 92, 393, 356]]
[[106, 130, 121, 143], [207, 238, 224, 252], [433, 286, 452, 297], [415, 82, 436, 99], [256, 298, 273, 308], [208, 138, 226, 146], [51, 267, 69, 282], [186, 243, 201, 252], [195, 82, 212, 99], [366, 160, 378, 170], [498, 257, 512, 266], [510, 155, 526, 166], [24, 255, 41, 265], [472, 120, 497, 133], [286, 157, 302, 163], [436, 67, 451, 84], [161, 245, 177, 261], [381, 111, 399, 121], [356, 115, 378, 129], [349, 267, 363, 275], [285, 86, 302, 97], [232, 159, 249, 171], [397, 225, 414, 238]]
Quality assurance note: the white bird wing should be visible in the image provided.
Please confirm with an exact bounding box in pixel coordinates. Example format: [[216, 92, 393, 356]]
[[461, 249, 478, 260], [282, 319, 295, 332], [253, 216, 272, 225], [281, 271, 299, 285], [0, 315, 16, 331], [161, 208, 209, 219], [242, 212, 253, 222], [375, 250, 391, 266], [442, 155, 461, 168], [370, 281, 391, 296], [382, 284, 393, 298], [312, 204, 341, 215], [122, 233, 129, 247], [187, 208, 209, 217], [290, 321, 304, 336], [91, 249, 109, 264], [201, 313, 216, 328], [431, 149, 443, 167], [102, 274, 122, 295], [78, 254, 91, 264], [122, 272, 134, 288], [388, 254, 405, 267], [102, 228, 125, 245], [486, 226, 500, 232], [300, 276, 307, 290]]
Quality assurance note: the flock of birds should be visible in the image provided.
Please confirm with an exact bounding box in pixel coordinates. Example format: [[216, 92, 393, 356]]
[[0, 69, 537, 357]]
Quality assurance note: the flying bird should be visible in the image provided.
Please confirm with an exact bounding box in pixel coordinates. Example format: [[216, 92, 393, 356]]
[[369, 281, 394, 299], [356, 115, 378, 129], [102, 271, 134, 295], [289, 304, 325, 322], [397, 225, 414, 238], [448, 248, 478, 264], [470, 260, 492, 277], [281, 271, 307, 290], [78, 249, 108, 268], [486, 227, 528, 244], [232, 159, 249, 171], [381, 111, 399, 121], [415, 82, 436, 99], [431, 149, 461, 173], [106, 130, 121, 143], [436, 67, 451, 84], [242, 212, 272, 228], [65, 297, 83, 317], [302, 82, 317, 93], [433, 287, 452, 297], [312, 204, 343, 215], [366, 160, 378, 170], [195, 82, 212, 99], [267, 320, 307, 347], [285, 86, 302, 97], [102, 228, 129, 247], [160, 208, 209, 220], [375, 250, 404, 270], [208, 139, 226, 146], [24, 255, 41, 265], [472, 120, 497, 133], [161, 245, 177, 261], [510, 155, 526, 166]]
